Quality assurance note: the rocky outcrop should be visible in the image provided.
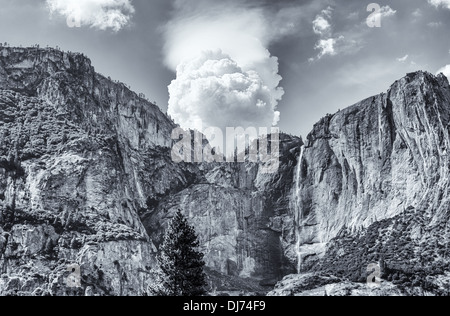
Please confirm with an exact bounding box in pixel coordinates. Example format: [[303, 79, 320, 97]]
[[267, 273, 405, 296], [269, 270, 450, 296]]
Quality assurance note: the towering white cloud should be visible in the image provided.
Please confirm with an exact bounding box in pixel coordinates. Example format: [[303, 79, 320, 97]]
[[46, 0, 135, 31], [168, 50, 280, 135], [164, 0, 302, 136]]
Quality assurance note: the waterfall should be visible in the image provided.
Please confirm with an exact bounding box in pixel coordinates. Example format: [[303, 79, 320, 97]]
[[292, 145, 305, 274]]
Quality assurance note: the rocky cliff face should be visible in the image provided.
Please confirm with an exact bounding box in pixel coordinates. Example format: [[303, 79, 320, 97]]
[[0, 47, 202, 296], [295, 71, 450, 257], [0, 47, 301, 295], [144, 133, 302, 283], [289, 71, 450, 295], [1, 46, 449, 296]]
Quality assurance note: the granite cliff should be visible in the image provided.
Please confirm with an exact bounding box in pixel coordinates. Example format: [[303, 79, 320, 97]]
[[286, 71, 450, 295], [0, 47, 301, 295], [1, 46, 449, 296], [0, 46, 188, 296]]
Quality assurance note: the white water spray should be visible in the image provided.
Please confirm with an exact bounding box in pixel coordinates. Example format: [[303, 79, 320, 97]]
[[292, 145, 305, 274]]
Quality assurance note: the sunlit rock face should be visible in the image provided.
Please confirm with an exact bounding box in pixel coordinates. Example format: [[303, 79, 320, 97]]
[[285, 72, 450, 295], [293, 72, 450, 263]]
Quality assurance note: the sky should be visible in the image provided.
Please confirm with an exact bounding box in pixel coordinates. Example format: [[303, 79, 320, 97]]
[[0, 0, 450, 139]]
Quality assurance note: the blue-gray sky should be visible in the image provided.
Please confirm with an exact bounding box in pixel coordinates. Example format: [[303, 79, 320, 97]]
[[0, 0, 449, 138]]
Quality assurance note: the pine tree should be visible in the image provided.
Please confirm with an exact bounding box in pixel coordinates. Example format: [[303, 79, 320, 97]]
[[149, 210, 207, 296]]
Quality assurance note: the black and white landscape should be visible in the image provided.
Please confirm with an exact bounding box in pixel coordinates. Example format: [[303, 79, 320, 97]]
[[0, 0, 450, 297]]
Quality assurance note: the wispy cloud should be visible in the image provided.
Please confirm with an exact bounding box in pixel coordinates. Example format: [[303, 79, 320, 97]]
[[312, 7, 338, 59], [412, 9, 422, 18], [428, 21, 443, 27], [46, 0, 135, 31], [375, 6, 397, 20], [397, 55, 409, 63], [311, 6, 361, 60]]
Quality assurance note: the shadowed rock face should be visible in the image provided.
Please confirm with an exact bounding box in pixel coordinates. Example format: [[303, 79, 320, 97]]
[[145, 133, 302, 281]]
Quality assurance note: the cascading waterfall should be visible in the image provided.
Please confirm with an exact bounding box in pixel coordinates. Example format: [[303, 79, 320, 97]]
[[292, 145, 305, 274]]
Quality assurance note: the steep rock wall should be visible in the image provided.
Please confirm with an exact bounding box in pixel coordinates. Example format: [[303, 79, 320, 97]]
[[295, 72, 450, 266]]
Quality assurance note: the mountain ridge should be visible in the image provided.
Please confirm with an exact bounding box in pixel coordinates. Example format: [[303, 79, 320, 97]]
[[0, 46, 449, 295]]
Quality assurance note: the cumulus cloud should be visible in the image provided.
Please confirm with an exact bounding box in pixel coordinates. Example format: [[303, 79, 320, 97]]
[[168, 50, 280, 135], [313, 7, 332, 36], [312, 7, 332, 35], [164, 0, 302, 137], [46, 0, 135, 31], [428, 0, 450, 9], [312, 7, 347, 60], [437, 65, 450, 79], [315, 39, 337, 58], [313, 17, 330, 35]]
